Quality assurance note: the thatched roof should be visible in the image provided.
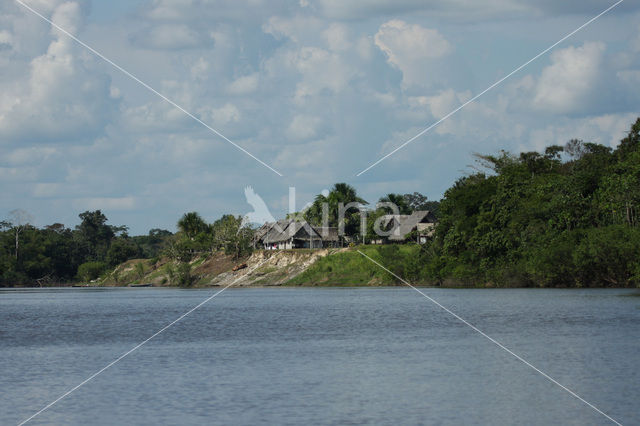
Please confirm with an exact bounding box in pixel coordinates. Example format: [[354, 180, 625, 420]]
[[253, 222, 274, 241], [383, 210, 437, 241], [312, 226, 339, 242], [258, 220, 322, 244]]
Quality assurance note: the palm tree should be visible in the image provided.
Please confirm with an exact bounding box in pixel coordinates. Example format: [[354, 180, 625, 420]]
[[177, 212, 208, 239], [304, 183, 367, 237], [378, 193, 411, 215]]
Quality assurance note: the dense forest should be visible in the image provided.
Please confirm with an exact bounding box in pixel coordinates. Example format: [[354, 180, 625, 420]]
[[0, 209, 256, 285], [1, 118, 639, 287], [419, 117, 640, 287], [0, 210, 172, 285]]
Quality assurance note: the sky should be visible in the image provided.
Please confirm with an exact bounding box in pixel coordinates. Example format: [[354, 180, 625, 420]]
[[1, 0, 639, 234]]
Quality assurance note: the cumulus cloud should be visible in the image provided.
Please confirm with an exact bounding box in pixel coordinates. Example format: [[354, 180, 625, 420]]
[[0, 1, 117, 144], [532, 42, 605, 114], [317, 0, 531, 21], [279, 46, 354, 102], [527, 113, 639, 151], [286, 115, 322, 140], [374, 20, 451, 88], [227, 73, 259, 95], [323, 23, 351, 51], [2, 0, 639, 233], [204, 103, 241, 125], [0, 29, 13, 50], [263, 15, 324, 44]]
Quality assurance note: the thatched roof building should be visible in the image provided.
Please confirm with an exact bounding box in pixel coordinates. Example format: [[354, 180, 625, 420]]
[[255, 220, 340, 250], [381, 210, 437, 243]]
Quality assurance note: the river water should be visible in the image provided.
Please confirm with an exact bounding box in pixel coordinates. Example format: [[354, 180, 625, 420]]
[[1, 287, 638, 425]]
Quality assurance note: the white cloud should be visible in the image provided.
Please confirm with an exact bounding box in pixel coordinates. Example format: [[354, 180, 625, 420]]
[[323, 23, 351, 51], [526, 113, 638, 152], [314, 0, 628, 21], [423, 89, 471, 119], [2, 0, 639, 234], [0, 1, 117, 144], [190, 57, 210, 80], [0, 29, 13, 49], [204, 103, 241, 125], [286, 115, 322, 140], [374, 20, 451, 88], [227, 73, 259, 95], [532, 42, 605, 114], [263, 15, 324, 44], [277, 46, 354, 102]]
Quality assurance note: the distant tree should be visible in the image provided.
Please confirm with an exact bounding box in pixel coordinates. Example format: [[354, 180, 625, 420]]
[[304, 183, 367, 237], [76, 210, 115, 261], [615, 117, 640, 160], [7, 209, 33, 260], [177, 212, 208, 239], [403, 192, 440, 217], [211, 214, 253, 258], [106, 238, 140, 266], [378, 194, 411, 215], [77, 261, 108, 282]]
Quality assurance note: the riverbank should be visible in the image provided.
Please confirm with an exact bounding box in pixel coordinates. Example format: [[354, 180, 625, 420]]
[[97, 244, 636, 288], [4, 244, 639, 289], [96, 246, 426, 288]]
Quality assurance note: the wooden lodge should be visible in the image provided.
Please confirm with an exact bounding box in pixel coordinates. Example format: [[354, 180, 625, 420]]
[[254, 220, 340, 250]]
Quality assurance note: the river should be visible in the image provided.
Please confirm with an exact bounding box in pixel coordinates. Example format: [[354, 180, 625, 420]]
[[1, 287, 638, 425]]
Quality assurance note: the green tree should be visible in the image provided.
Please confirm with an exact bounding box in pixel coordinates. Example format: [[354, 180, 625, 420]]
[[76, 210, 115, 261], [177, 212, 208, 240], [378, 193, 411, 215], [402, 192, 440, 216], [77, 261, 108, 282], [106, 238, 140, 266], [211, 214, 253, 258], [304, 183, 367, 237]]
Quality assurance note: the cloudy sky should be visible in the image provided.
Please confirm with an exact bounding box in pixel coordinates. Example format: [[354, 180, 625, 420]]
[[1, 0, 639, 234]]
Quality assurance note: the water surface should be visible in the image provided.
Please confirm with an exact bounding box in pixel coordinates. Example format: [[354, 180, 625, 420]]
[[1, 287, 638, 425]]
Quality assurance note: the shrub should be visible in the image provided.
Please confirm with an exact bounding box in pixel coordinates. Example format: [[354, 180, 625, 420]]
[[77, 261, 108, 282]]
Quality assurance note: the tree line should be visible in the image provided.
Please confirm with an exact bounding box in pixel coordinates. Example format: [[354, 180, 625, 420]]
[[0, 208, 260, 285], [417, 117, 640, 287], [2, 117, 638, 287], [0, 210, 173, 285]]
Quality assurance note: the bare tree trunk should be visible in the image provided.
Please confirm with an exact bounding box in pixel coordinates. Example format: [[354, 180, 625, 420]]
[[14, 228, 19, 260]]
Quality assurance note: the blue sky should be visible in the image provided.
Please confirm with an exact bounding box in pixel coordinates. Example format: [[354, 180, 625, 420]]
[[1, 0, 639, 234]]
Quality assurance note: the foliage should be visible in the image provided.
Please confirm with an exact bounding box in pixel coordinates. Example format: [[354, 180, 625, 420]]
[[177, 212, 208, 240], [167, 262, 194, 287], [77, 261, 108, 282], [425, 117, 640, 287], [107, 238, 141, 267], [304, 183, 368, 237], [402, 192, 441, 217], [0, 211, 172, 286]]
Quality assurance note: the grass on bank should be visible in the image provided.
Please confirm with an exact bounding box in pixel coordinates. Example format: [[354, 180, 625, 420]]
[[286, 244, 429, 286]]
